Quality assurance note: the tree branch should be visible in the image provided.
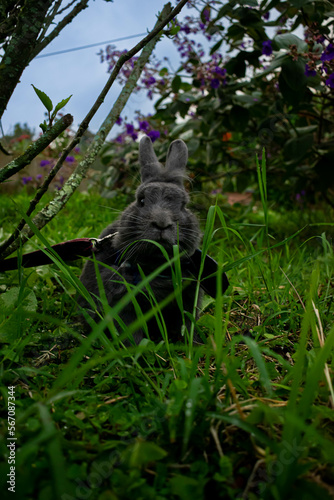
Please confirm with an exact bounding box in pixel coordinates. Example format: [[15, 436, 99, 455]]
[[57, 0, 78, 16], [0, 1, 190, 259], [35, 0, 63, 46], [29, 0, 89, 61], [0, 114, 73, 183]]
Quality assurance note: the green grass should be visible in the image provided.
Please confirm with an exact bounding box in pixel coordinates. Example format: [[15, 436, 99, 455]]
[[1, 186, 334, 500]]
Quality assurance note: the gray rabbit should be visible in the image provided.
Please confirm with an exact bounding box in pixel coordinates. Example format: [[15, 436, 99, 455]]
[[78, 136, 202, 344]]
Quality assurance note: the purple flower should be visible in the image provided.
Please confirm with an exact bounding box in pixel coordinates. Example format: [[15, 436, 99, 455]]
[[263, 12, 270, 21], [139, 120, 150, 132], [36, 174, 43, 180], [116, 135, 124, 144], [40, 159, 50, 167], [321, 43, 334, 62], [262, 40, 273, 56], [147, 130, 160, 142], [22, 176, 32, 185], [322, 63, 329, 74], [131, 132, 138, 141], [325, 72, 334, 89], [144, 76, 156, 87], [210, 78, 220, 89], [181, 26, 191, 34], [215, 66, 226, 77], [116, 116, 123, 125], [126, 123, 135, 135], [65, 156, 75, 163], [305, 64, 317, 77], [74, 147, 80, 153]]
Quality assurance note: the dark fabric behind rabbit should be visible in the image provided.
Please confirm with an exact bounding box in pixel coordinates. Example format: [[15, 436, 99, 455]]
[[78, 136, 202, 344]]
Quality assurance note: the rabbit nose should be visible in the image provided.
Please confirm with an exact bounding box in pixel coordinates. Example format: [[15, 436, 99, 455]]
[[151, 220, 173, 230]]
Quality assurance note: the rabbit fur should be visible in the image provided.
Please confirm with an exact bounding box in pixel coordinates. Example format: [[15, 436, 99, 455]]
[[78, 136, 201, 344]]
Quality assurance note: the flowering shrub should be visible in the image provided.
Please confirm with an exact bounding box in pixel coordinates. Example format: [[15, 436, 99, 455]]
[[98, 46, 167, 101], [99, 0, 334, 207]]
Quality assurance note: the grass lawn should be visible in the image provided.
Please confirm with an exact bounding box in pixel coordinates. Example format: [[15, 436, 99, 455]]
[[0, 185, 334, 500]]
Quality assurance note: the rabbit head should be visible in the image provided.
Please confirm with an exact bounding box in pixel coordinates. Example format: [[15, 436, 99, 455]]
[[113, 136, 200, 265]]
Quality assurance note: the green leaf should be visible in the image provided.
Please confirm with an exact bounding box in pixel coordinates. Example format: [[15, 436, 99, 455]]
[[290, 0, 314, 7], [180, 81, 193, 92], [283, 134, 313, 161], [254, 53, 288, 79], [233, 92, 262, 106], [216, 4, 233, 22], [31, 84, 53, 112], [51, 95, 73, 120], [225, 54, 246, 78], [218, 455, 233, 479], [0, 287, 37, 314], [171, 75, 182, 93], [159, 67, 168, 76], [170, 475, 204, 500], [229, 105, 250, 132], [0, 288, 37, 343], [210, 39, 223, 55], [280, 58, 308, 91], [177, 93, 197, 103], [274, 33, 308, 52], [227, 23, 245, 41], [126, 440, 167, 468], [278, 72, 305, 105], [169, 25, 180, 36], [239, 0, 258, 5], [39, 121, 48, 133]]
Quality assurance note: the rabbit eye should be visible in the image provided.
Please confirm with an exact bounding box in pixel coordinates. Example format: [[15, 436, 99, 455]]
[[139, 198, 145, 207]]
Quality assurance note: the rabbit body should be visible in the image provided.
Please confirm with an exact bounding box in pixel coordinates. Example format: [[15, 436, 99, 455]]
[[79, 136, 201, 344]]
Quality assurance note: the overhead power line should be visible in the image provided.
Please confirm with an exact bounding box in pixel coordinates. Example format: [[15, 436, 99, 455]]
[[35, 32, 147, 59]]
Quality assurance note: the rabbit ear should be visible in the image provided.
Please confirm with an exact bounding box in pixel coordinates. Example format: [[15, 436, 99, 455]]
[[139, 135, 161, 182], [165, 139, 188, 174]]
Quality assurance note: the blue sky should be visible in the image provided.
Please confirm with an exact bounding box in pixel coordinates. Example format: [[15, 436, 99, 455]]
[[3, 0, 190, 137]]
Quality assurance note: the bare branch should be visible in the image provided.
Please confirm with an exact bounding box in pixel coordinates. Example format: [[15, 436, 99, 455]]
[[29, 0, 89, 61], [36, 0, 63, 45], [57, 0, 78, 17]]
